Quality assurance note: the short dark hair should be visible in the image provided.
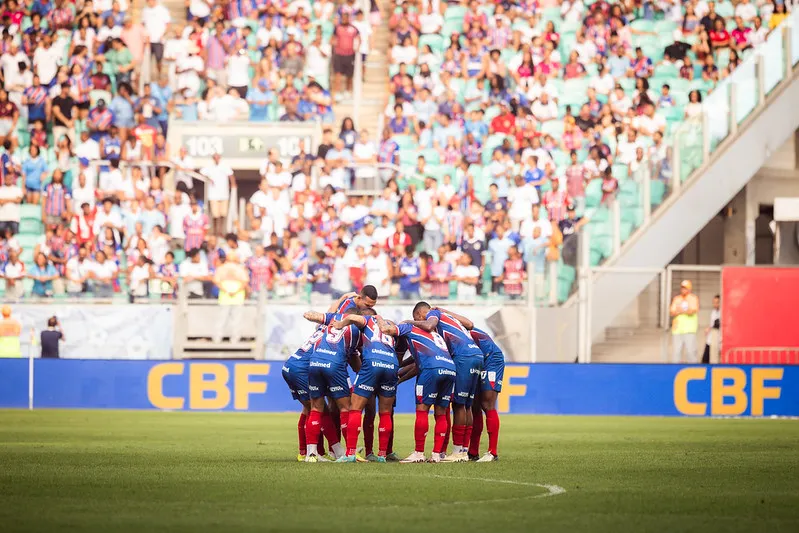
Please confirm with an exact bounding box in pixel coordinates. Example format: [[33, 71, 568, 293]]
[[413, 301, 431, 317], [360, 308, 377, 316], [47, 316, 57, 327], [360, 285, 378, 300]]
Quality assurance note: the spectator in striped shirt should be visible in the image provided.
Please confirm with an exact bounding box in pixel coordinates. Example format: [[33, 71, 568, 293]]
[[41, 169, 71, 227], [501, 245, 526, 300], [182, 198, 208, 252]]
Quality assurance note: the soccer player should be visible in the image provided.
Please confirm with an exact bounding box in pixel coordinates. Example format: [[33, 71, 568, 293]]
[[405, 302, 484, 462], [433, 308, 504, 462], [328, 311, 398, 463], [282, 298, 362, 461], [378, 317, 455, 463], [301, 309, 362, 462], [333, 285, 379, 313]]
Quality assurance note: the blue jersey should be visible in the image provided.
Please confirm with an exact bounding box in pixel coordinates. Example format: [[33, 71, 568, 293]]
[[470, 327, 505, 365], [337, 297, 357, 313], [310, 313, 360, 364], [425, 309, 483, 361], [358, 316, 398, 365], [396, 323, 455, 372], [285, 326, 324, 368]]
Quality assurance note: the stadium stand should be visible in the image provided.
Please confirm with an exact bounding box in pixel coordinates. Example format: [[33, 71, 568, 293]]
[[0, 0, 791, 306]]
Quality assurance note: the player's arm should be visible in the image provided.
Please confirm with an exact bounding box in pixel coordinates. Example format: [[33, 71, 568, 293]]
[[303, 310, 328, 324], [331, 314, 366, 329], [431, 307, 474, 330], [405, 315, 438, 332], [376, 316, 398, 336], [398, 362, 418, 384], [348, 350, 362, 373]]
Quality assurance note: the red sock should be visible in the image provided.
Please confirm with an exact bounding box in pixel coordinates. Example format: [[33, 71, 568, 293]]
[[297, 413, 308, 454], [378, 412, 392, 456], [305, 411, 322, 454], [387, 412, 395, 454], [443, 408, 452, 452], [363, 412, 375, 456], [346, 409, 362, 456], [433, 414, 448, 454], [452, 424, 466, 449], [485, 409, 500, 455], [464, 425, 473, 454], [414, 410, 429, 453], [321, 412, 339, 446], [469, 410, 483, 456]]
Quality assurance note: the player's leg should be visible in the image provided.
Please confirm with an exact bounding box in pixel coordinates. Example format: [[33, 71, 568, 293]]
[[298, 401, 311, 461], [462, 365, 480, 458], [468, 392, 484, 460], [339, 392, 369, 462], [304, 366, 327, 461], [282, 365, 312, 461], [402, 371, 433, 463], [447, 363, 471, 460], [430, 372, 455, 462], [363, 395, 376, 460], [443, 405, 452, 455], [376, 395, 395, 461], [476, 361, 503, 462], [385, 401, 399, 462]]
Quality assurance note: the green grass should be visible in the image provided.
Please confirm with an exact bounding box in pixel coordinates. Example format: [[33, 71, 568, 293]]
[[1, 411, 798, 533]]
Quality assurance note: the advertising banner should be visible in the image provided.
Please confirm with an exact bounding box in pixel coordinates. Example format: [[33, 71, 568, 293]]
[[0, 360, 796, 417]]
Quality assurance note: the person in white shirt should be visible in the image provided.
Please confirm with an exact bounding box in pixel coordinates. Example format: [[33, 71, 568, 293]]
[[364, 245, 391, 298], [179, 249, 211, 298], [561, 0, 585, 22], [141, 0, 172, 76], [508, 176, 540, 231], [32, 35, 61, 86], [65, 245, 92, 295], [616, 130, 643, 165], [188, 0, 213, 22], [225, 49, 252, 97], [454, 254, 480, 300], [200, 152, 236, 236], [519, 204, 552, 240], [3, 250, 25, 299], [419, 3, 443, 34], [526, 73, 559, 103], [734, 0, 757, 23], [176, 49, 204, 96], [265, 161, 292, 203], [129, 255, 154, 298], [531, 92, 558, 122], [209, 88, 249, 121], [71, 172, 95, 214], [74, 130, 101, 161], [352, 129, 377, 183], [168, 192, 191, 245], [352, 9, 373, 78], [93, 198, 125, 242], [172, 146, 196, 195], [90, 250, 118, 298], [632, 103, 666, 138], [305, 32, 331, 81], [0, 173, 23, 234]]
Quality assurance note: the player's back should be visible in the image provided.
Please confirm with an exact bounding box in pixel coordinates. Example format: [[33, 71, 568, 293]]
[[359, 316, 398, 365], [312, 314, 360, 365], [426, 309, 483, 360], [398, 323, 455, 372], [470, 327, 504, 363], [287, 326, 325, 368]]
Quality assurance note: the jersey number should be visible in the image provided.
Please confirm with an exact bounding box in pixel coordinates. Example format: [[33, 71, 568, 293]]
[[326, 327, 346, 344], [371, 328, 395, 347], [301, 329, 324, 352], [431, 332, 448, 351]]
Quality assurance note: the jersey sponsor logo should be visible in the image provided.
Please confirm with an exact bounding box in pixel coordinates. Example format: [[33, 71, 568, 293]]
[[457, 391, 469, 397], [308, 385, 320, 391], [289, 354, 303, 360], [357, 383, 375, 392], [380, 384, 395, 392], [435, 356, 452, 363], [370, 349, 395, 357], [314, 349, 337, 357], [415, 384, 423, 402], [329, 386, 344, 392], [438, 369, 457, 376], [309, 361, 332, 368], [441, 393, 452, 401], [427, 392, 438, 399], [470, 367, 481, 375], [296, 389, 307, 395], [371, 361, 396, 369], [468, 343, 479, 350]]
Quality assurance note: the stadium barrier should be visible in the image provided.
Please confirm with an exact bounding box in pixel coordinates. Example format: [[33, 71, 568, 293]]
[[0, 360, 795, 417]]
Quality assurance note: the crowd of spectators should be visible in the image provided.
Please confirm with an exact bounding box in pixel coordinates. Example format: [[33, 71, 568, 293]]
[[0, 0, 790, 303]]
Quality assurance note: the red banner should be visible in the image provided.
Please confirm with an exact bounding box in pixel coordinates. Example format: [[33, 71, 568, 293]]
[[721, 267, 799, 364]]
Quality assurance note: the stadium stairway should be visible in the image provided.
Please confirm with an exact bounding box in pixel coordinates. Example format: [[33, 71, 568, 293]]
[[332, 0, 392, 137], [577, 30, 799, 349]]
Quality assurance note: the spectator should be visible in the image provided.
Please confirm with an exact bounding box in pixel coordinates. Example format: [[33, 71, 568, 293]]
[[141, 0, 172, 77], [201, 152, 236, 236], [0, 172, 22, 235], [65, 245, 92, 296], [90, 249, 118, 298], [453, 253, 480, 301], [331, 11, 360, 101], [501, 245, 525, 300], [395, 245, 421, 300], [670, 280, 700, 363], [3, 249, 26, 299], [29, 252, 58, 297]]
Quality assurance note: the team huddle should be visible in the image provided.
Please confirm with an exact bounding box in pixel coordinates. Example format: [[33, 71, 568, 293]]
[[281, 285, 505, 463]]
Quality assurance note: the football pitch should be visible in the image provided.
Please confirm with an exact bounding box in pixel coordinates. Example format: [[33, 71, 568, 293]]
[[1, 410, 798, 533]]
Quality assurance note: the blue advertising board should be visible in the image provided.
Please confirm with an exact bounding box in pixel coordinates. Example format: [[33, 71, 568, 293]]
[[0, 360, 797, 416]]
